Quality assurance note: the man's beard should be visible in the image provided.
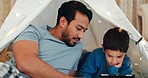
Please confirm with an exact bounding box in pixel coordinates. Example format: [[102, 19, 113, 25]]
[[62, 32, 77, 47]]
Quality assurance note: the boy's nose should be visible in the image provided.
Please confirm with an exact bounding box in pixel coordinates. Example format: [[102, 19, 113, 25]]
[[111, 58, 118, 65]]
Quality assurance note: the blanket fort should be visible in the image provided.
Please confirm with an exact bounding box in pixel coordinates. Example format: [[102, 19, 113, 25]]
[[0, 0, 148, 77]]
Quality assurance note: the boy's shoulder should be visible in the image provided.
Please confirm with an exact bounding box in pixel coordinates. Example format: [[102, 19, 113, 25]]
[[122, 54, 132, 65], [92, 48, 104, 54], [90, 48, 105, 58], [124, 54, 131, 61]]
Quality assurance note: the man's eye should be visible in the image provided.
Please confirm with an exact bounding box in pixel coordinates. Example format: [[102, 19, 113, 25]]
[[83, 30, 86, 32], [77, 27, 81, 30]]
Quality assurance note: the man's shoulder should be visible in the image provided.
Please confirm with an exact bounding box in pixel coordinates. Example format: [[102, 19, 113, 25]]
[[23, 25, 52, 35], [26, 24, 49, 30], [14, 25, 50, 42]]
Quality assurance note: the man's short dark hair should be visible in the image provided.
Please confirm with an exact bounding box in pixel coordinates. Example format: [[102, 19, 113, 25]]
[[56, 1, 93, 25], [103, 27, 129, 53]]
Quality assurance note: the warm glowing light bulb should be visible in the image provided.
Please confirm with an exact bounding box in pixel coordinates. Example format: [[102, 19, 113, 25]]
[[134, 62, 138, 66], [6, 28, 15, 37], [40, 1, 43, 4], [107, 13, 110, 16], [16, 13, 21, 17], [139, 57, 142, 60], [98, 20, 101, 23]]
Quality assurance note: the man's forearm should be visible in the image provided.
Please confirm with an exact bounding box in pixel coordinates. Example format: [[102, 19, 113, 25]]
[[69, 70, 77, 77], [13, 41, 74, 78], [17, 56, 73, 78]]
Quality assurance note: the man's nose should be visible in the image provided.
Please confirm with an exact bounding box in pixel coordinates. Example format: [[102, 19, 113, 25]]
[[77, 31, 84, 39]]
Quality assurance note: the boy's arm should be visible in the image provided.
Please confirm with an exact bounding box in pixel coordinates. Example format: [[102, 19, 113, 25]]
[[108, 59, 123, 74], [108, 66, 119, 74], [78, 52, 98, 78], [108, 56, 132, 74], [118, 56, 132, 74]]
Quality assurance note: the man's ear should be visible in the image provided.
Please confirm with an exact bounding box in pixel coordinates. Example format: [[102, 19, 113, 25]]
[[59, 16, 68, 28]]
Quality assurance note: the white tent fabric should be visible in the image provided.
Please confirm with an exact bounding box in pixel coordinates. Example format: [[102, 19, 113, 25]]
[[0, 0, 148, 77], [0, 0, 69, 51]]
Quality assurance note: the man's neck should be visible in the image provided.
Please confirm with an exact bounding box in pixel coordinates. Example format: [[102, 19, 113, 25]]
[[49, 26, 62, 41]]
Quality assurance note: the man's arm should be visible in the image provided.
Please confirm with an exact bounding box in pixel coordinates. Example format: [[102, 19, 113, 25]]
[[13, 40, 73, 78], [69, 70, 76, 77]]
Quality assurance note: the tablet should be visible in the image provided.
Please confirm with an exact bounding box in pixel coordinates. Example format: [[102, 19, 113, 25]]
[[100, 74, 135, 78]]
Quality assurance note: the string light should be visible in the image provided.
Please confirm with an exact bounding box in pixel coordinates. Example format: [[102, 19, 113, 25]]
[[98, 20, 101, 23], [140, 57, 142, 60], [40, 1, 43, 4], [107, 13, 111, 16], [134, 62, 138, 66], [16, 13, 21, 17], [4, 27, 16, 38]]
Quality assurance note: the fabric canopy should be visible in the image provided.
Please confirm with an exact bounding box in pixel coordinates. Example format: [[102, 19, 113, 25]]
[[0, 0, 148, 77]]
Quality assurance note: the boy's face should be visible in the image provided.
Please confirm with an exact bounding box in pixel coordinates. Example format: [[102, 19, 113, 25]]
[[104, 49, 126, 68]]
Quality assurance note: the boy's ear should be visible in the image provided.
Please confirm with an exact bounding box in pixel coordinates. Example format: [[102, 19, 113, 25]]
[[101, 44, 105, 52]]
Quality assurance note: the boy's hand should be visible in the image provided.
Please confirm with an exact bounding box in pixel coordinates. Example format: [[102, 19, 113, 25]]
[[114, 60, 123, 68]]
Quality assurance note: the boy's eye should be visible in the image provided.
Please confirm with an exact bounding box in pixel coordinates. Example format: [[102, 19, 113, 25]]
[[108, 55, 112, 57], [117, 56, 122, 58]]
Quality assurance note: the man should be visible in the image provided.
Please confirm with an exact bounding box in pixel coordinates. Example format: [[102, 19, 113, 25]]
[[12, 1, 92, 78]]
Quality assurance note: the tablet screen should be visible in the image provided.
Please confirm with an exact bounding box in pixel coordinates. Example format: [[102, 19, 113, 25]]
[[100, 74, 135, 78]]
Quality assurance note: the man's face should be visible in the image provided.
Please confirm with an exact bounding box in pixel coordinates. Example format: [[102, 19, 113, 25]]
[[105, 49, 125, 67], [62, 12, 89, 47]]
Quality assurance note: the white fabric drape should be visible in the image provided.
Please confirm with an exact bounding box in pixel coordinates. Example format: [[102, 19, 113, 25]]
[[83, 0, 148, 61], [139, 4, 148, 41], [0, 0, 68, 51]]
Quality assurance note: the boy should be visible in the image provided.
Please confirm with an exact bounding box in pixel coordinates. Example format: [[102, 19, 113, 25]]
[[78, 27, 132, 78]]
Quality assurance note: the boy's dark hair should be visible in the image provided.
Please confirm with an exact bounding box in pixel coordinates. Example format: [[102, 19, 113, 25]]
[[103, 27, 129, 53], [56, 1, 93, 25]]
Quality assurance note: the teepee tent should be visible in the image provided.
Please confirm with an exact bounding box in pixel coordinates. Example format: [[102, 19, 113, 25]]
[[0, 0, 148, 77]]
